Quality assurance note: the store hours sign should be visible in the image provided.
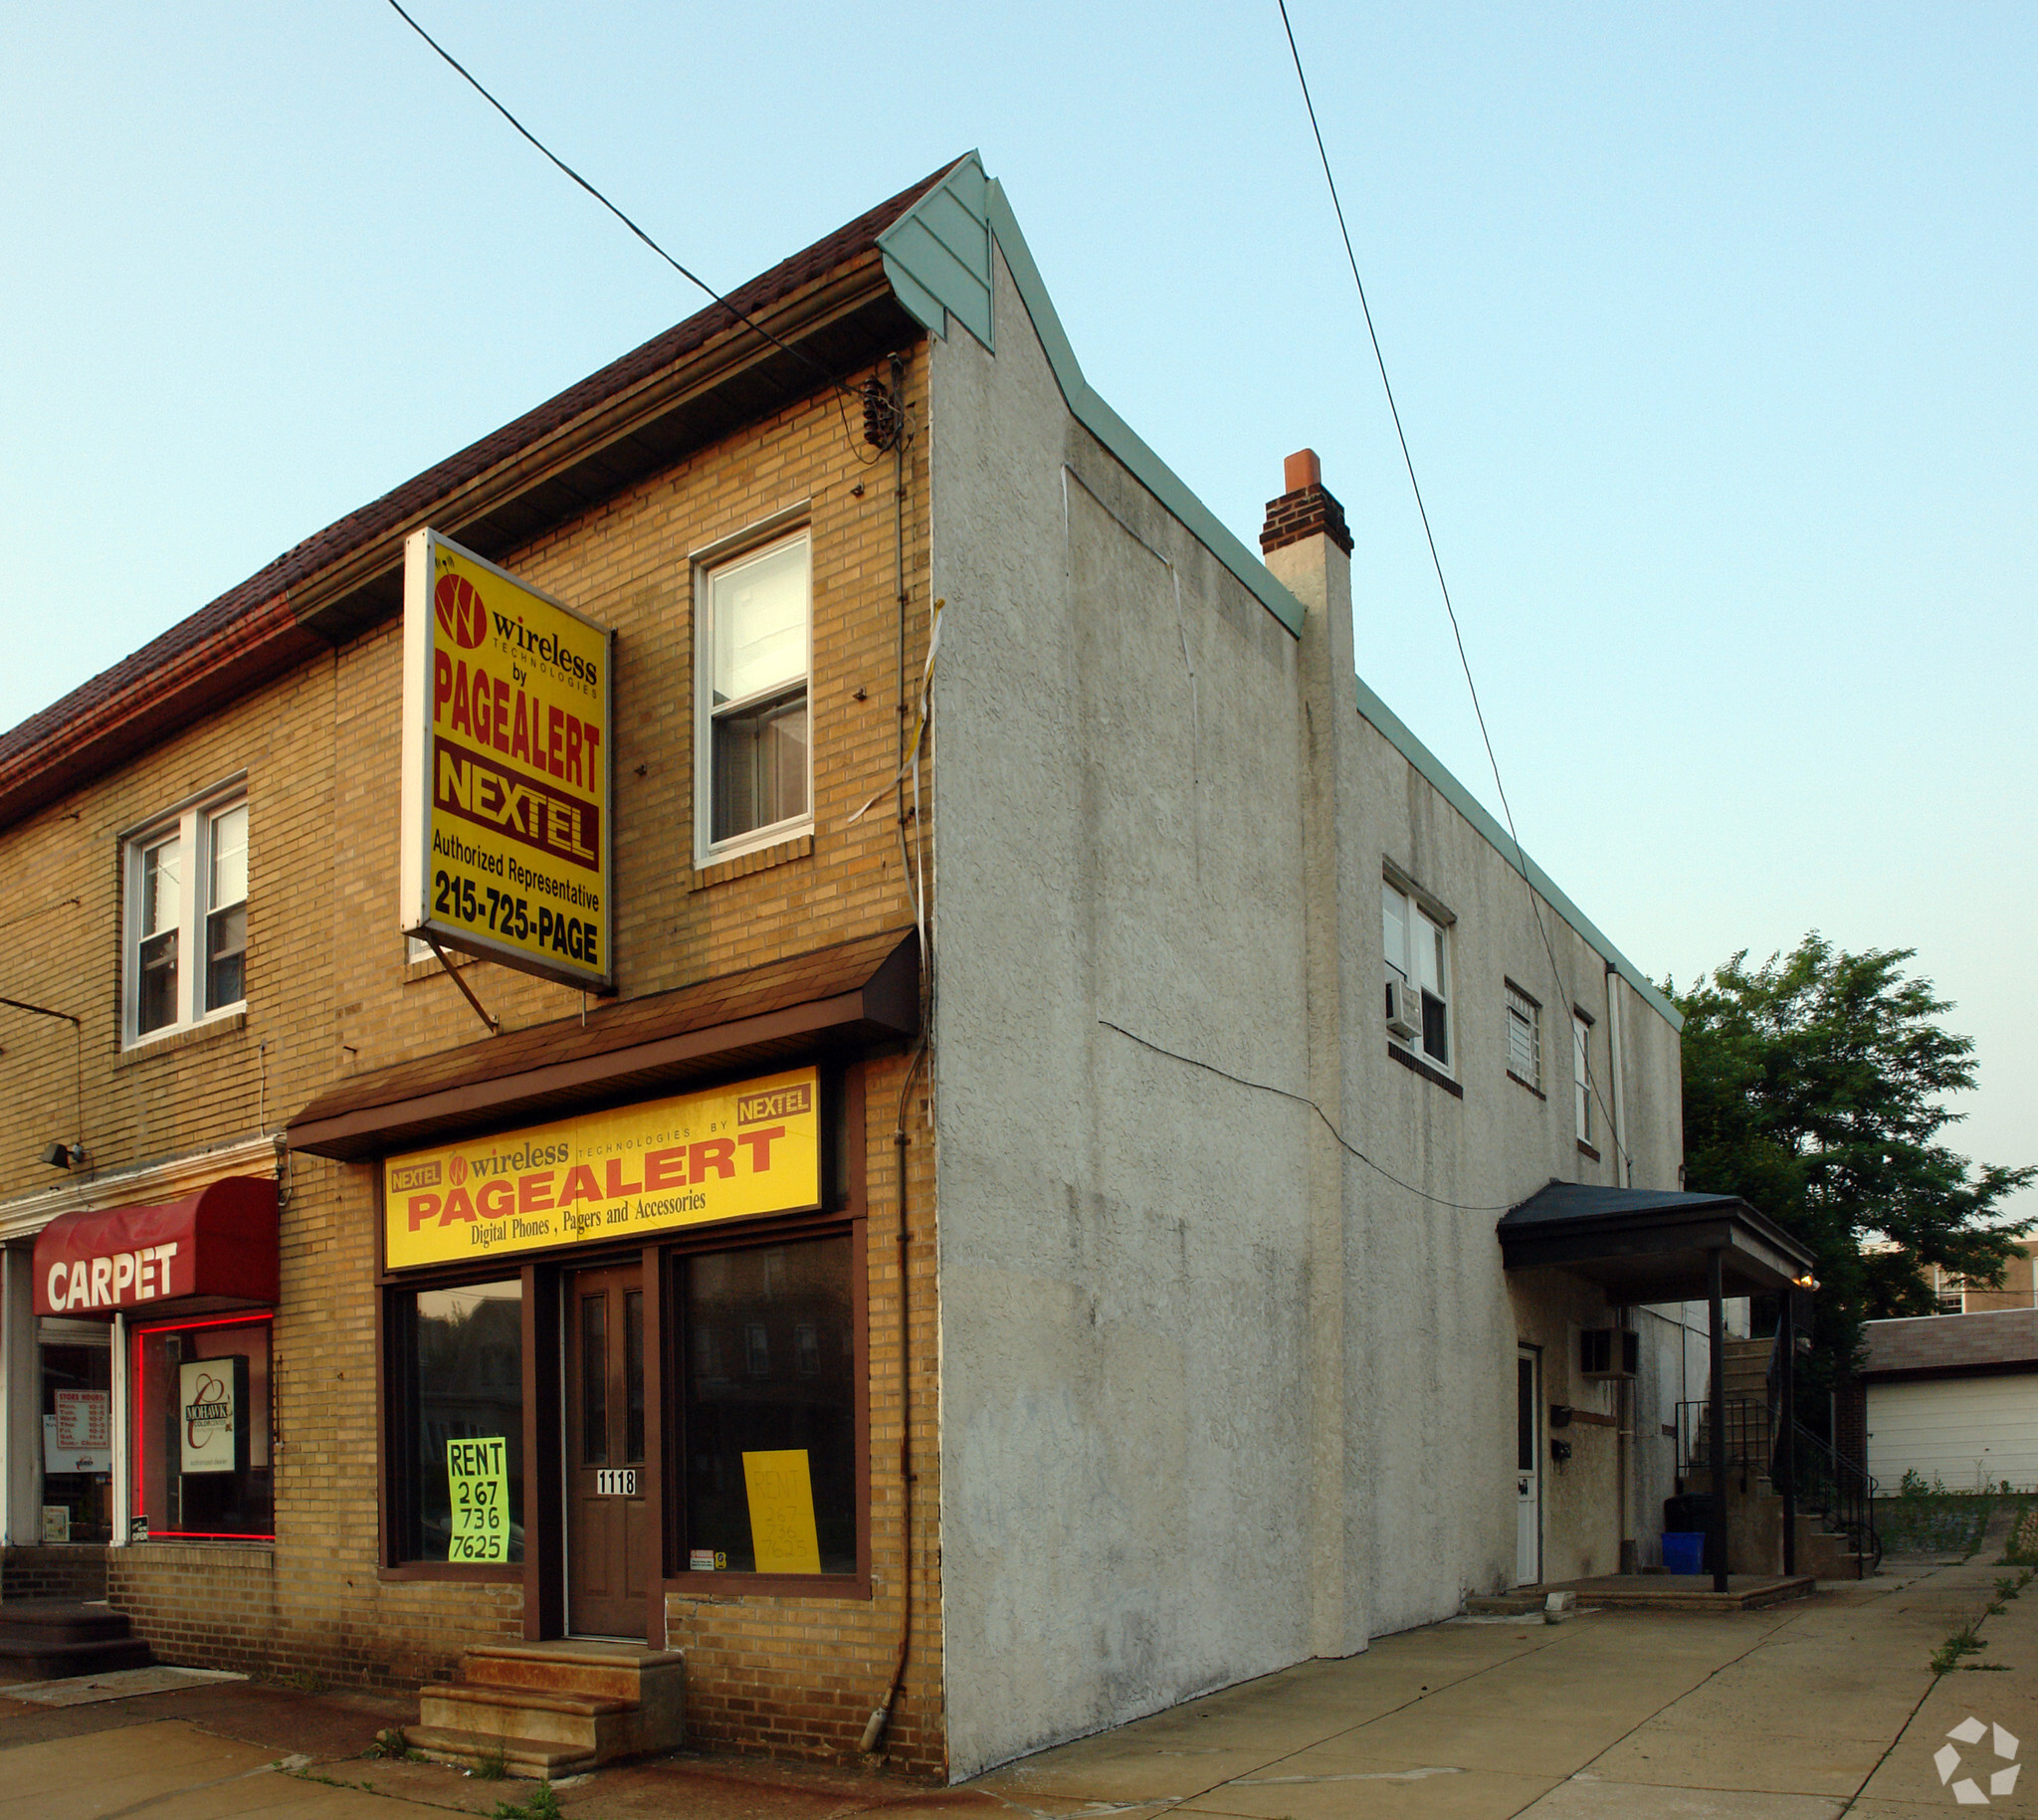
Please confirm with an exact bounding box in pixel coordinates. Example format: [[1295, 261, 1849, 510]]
[[399, 529, 613, 990]]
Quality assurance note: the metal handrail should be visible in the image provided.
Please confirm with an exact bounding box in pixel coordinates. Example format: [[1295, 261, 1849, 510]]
[[1785, 1420, 1882, 1577]]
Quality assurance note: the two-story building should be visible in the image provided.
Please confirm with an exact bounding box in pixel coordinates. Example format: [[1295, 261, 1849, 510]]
[[0, 153, 1790, 1780]]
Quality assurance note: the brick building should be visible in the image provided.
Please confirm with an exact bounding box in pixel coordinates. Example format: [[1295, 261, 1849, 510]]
[[0, 154, 1733, 1780]]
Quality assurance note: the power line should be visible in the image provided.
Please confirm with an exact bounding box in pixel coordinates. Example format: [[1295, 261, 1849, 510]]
[[380, 0, 883, 459], [1101, 1019, 1517, 1213], [1275, 0, 1632, 1175]]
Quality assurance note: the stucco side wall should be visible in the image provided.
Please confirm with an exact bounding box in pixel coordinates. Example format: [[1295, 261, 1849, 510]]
[[1333, 703, 1683, 1627], [928, 249, 1316, 1779]]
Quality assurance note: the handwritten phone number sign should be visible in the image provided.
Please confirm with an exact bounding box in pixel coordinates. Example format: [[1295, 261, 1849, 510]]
[[447, 1436, 510, 1562]]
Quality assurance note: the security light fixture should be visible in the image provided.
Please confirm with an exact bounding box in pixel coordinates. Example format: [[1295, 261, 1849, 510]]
[[42, 1142, 84, 1169]]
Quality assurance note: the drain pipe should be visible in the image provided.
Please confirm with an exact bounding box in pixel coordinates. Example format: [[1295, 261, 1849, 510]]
[[861, 1037, 926, 1755]]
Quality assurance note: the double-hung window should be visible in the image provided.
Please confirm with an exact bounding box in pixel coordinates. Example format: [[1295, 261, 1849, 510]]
[[1505, 981, 1541, 1090], [1383, 878, 1452, 1070], [697, 529, 812, 861], [124, 790, 248, 1043], [1572, 1009, 1595, 1149]]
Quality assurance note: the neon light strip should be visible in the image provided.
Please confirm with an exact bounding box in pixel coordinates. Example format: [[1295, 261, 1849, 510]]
[[128, 1313, 275, 1543]]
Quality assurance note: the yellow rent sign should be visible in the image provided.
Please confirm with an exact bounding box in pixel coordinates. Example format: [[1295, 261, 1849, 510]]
[[383, 1068, 822, 1272], [399, 528, 612, 989]]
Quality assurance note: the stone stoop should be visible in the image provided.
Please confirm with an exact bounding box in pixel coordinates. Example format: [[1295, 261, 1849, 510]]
[[405, 1641, 684, 1779], [0, 1599, 151, 1681]]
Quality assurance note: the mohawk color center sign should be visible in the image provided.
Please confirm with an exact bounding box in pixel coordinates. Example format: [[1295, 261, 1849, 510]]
[[383, 1068, 821, 1271], [400, 528, 613, 989]]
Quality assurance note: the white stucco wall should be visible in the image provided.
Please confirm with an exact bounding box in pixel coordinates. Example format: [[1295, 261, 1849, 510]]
[[927, 248, 1318, 1778], [923, 239, 1687, 1777]]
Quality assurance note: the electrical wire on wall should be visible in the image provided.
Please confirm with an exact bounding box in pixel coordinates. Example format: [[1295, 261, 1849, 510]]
[[1276, 0, 1633, 1176], [381, 0, 884, 466]]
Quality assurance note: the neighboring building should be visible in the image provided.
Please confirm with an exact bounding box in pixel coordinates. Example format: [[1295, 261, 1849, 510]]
[[1925, 1237, 2038, 1315], [0, 154, 1749, 1780], [1860, 1308, 2038, 1492]]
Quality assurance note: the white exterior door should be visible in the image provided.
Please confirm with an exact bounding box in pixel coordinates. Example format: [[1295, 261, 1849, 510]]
[[1516, 1344, 1541, 1585]]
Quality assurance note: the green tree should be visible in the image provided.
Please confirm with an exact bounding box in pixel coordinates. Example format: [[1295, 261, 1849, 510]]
[[1672, 935, 2033, 1406]]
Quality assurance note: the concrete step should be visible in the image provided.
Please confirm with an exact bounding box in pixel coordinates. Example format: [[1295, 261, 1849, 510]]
[[419, 1683, 626, 1749], [462, 1642, 681, 1704], [0, 1600, 151, 1682], [405, 1640, 685, 1774], [403, 1723, 598, 1781]]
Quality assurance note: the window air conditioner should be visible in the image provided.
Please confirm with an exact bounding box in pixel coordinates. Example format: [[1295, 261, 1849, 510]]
[[1384, 972, 1421, 1039], [1579, 1326, 1639, 1380]]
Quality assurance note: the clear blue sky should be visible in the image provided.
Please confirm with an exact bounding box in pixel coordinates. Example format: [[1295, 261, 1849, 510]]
[[4, 3, 2031, 1222]]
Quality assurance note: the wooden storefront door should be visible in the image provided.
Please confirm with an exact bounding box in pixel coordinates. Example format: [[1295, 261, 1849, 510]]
[[564, 1264, 648, 1637]]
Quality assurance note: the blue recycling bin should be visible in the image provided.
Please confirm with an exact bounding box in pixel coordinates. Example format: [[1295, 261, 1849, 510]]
[[1662, 1530, 1706, 1575]]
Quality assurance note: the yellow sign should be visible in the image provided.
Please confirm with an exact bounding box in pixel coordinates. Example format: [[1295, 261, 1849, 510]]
[[447, 1436, 510, 1562], [742, 1450, 822, 1573], [400, 528, 612, 989], [383, 1068, 821, 1271]]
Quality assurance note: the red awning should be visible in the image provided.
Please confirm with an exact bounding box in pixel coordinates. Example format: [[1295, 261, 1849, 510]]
[[33, 1176, 279, 1317]]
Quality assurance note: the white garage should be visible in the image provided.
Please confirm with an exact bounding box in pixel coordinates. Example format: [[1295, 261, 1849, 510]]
[[1866, 1372, 2038, 1493]]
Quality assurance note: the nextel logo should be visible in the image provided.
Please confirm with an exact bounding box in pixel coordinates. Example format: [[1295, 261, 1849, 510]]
[[738, 1083, 812, 1125], [390, 1160, 442, 1194]]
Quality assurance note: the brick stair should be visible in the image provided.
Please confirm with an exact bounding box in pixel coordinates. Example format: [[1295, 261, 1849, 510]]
[[405, 1641, 684, 1778], [0, 1599, 151, 1681]]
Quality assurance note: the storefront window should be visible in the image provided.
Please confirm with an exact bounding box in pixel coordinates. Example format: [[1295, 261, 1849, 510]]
[[40, 1319, 113, 1542], [681, 1236, 854, 1574], [390, 1279, 523, 1564], [129, 1314, 273, 1540]]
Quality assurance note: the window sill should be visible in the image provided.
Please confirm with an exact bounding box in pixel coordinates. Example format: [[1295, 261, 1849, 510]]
[[377, 1562, 523, 1584], [1508, 1071, 1546, 1101], [1387, 1042, 1463, 1098], [1576, 1138, 1602, 1162], [118, 1009, 247, 1066], [666, 1569, 871, 1600], [692, 830, 814, 892]]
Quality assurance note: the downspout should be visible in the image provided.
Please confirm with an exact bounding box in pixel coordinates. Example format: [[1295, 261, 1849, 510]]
[[1604, 961, 1630, 1187]]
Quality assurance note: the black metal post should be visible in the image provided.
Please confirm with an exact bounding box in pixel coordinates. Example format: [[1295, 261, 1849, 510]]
[[1709, 1248, 1729, 1592], [1779, 1292, 1797, 1577]]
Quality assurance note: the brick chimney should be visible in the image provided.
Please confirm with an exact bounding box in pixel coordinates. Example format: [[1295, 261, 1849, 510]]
[[1259, 448, 1352, 557]]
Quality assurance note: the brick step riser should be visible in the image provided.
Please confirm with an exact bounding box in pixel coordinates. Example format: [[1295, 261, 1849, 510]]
[[0, 1618, 139, 1648], [460, 1659, 643, 1702], [418, 1693, 619, 1750]]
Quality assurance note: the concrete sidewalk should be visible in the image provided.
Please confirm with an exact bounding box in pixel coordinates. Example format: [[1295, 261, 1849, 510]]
[[0, 1535, 2028, 1819]]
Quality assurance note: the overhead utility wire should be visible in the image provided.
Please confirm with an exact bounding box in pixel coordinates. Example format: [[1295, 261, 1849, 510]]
[[1276, 0, 1631, 1175], [381, 0, 882, 461], [1102, 1020, 1515, 1212]]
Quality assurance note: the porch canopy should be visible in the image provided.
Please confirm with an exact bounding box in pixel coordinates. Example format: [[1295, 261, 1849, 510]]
[[1500, 1180, 1817, 1591], [1498, 1181, 1814, 1304]]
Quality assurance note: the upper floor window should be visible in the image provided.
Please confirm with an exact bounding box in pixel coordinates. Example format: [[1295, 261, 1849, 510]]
[[1383, 878, 1451, 1070], [1505, 981, 1541, 1090], [125, 789, 247, 1042], [697, 530, 811, 862], [1572, 1009, 1595, 1149]]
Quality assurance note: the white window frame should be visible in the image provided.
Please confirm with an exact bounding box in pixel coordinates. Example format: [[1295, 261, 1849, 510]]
[[1572, 1008, 1595, 1148], [1505, 980, 1541, 1091], [1382, 872, 1454, 1074], [120, 778, 248, 1047], [693, 513, 814, 869]]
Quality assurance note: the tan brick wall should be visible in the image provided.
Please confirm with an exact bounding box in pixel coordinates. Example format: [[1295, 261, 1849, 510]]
[[0, 346, 944, 1772]]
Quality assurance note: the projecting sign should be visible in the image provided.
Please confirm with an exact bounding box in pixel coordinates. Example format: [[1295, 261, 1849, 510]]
[[383, 1067, 821, 1271], [400, 529, 613, 990]]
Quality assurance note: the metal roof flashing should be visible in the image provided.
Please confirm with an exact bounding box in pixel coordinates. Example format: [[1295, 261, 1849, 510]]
[[884, 158, 1681, 1037]]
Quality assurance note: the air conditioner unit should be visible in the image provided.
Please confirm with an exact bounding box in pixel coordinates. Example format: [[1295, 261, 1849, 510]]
[[1384, 972, 1421, 1039], [1579, 1326, 1639, 1380]]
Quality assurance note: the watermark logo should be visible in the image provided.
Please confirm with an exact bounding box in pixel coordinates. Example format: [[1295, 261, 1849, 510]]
[[1937, 1717, 2020, 1805]]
